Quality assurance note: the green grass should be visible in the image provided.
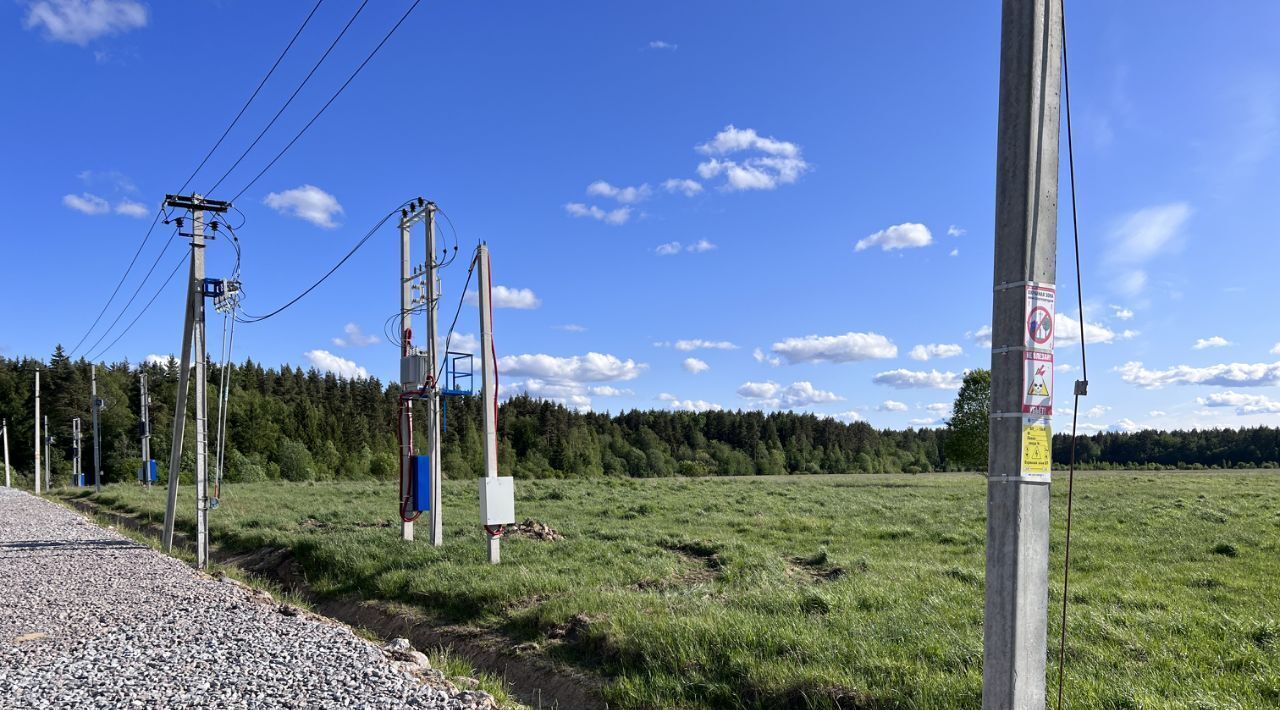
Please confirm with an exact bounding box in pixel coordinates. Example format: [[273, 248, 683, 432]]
[[60, 471, 1280, 709]]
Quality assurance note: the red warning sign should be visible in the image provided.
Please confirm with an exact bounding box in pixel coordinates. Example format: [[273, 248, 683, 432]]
[[1024, 283, 1055, 350], [1022, 350, 1053, 415]]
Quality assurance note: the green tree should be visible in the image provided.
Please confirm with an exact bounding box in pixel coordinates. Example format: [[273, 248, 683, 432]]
[[944, 369, 991, 471]]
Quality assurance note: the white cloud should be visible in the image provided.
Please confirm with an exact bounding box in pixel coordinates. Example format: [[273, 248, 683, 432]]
[[506, 379, 593, 411], [1148, 410, 1167, 418], [737, 380, 842, 409], [662, 178, 703, 196], [565, 202, 631, 225], [63, 192, 109, 215], [1117, 360, 1280, 389], [770, 332, 897, 364], [694, 125, 808, 191], [143, 353, 171, 366], [873, 369, 963, 390], [658, 393, 722, 412], [1116, 270, 1148, 297], [1197, 391, 1280, 415], [1108, 418, 1140, 433], [831, 410, 862, 423], [1083, 405, 1111, 418], [1193, 336, 1231, 350], [1107, 203, 1192, 295], [752, 347, 782, 367], [909, 417, 942, 427], [855, 223, 932, 252], [949, 248, 959, 257], [444, 333, 479, 355], [686, 239, 716, 253], [648, 40, 677, 51], [655, 241, 682, 256], [879, 400, 908, 412], [1056, 313, 1135, 346], [1272, 342, 1280, 355], [1110, 305, 1135, 321], [946, 225, 967, 237], [332, 322, 379, 347], [589, 385, 632, 397], [682, 357, 709, 374], [925, 402, 951, 414], [586, 181, 652, 204], [665, 339, 737, 352], [304, 349, 369, 380], [491, 285, 540, 310], [263, 185, 344, 228], [555, 324, 586, 333], [77, 169, 136, 193], [499, 352, 646, 382], [655, 240, 717, 255], [908, 343, 963, 361], [24, 0, 147, 45], [968, 325, 992, 349], [114, 199, 148, 218]]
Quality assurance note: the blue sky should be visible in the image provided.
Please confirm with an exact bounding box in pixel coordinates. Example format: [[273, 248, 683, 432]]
[[2, 1, 1279, 433]]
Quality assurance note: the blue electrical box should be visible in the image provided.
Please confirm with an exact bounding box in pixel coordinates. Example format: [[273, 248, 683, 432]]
[[73, 473, 84, 487], [410, 455, 431, 512], [138, 459, 157, 483]]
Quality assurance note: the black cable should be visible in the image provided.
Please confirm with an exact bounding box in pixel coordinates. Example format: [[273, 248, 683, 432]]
[[86, 251, 191, 362], [67, 206, 164, 358], [79, 225, 180, 360], [235, 202, 413, 324], [1055, 2, 1089, 707], [206, 0, 373, 196], [227, 0, 424, 203], [176, 0, 325, 195], [436, 247, 480, 382]]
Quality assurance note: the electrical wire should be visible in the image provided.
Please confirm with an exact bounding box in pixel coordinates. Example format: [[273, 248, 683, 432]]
[[206, 0, 372, 196], [80, 225, 181, 360], [227, 0, 424, 203], [67, 206, 165, 358], [85, 251, 191, 363], [235, 201, 413, 324], [1055, 2, 1090, 707], [176, 0, 326, 195]]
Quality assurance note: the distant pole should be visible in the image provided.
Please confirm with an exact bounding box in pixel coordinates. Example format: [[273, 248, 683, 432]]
[[3, 418, 11, 487], [72, 418, 81, 486], [92, 365, 102, 493], [141, 372, 151, 489], [34, 371, 40, 495], [477, 244, 500, 565], [984, 1, 1061, 709], [42, 415, 51, 490], [425, 205, 443, 548]]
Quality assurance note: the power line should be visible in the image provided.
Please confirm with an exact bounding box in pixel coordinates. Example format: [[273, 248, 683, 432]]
[[86, 251, 191, 363], [206, 0, 373, 196], [228, 0, 424, 203], [78, 225, 180, 360], [67, 206, 164, 358], [175, 0, 326, 195]]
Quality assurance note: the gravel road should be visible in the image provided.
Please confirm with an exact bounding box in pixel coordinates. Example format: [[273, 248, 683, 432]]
[[0, 487, 495, 709]]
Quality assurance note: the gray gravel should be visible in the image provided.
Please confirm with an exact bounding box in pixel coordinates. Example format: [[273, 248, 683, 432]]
[[0, 487, 495, 709]]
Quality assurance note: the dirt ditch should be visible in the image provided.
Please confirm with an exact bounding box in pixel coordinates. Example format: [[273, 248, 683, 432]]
[[63, 498, 606, 710]]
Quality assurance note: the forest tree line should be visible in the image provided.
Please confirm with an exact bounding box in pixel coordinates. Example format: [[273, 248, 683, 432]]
[[0, 351, 1277, 486]]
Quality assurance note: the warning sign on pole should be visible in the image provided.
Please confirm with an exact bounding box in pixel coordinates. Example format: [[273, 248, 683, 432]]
[[1022, 350, 1053, 415], [1021, 417, 1052, 482], [1024, 283, 1055, 350]]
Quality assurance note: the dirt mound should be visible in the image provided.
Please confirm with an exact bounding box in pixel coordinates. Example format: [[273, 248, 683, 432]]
[[510, 518, 564, 541]]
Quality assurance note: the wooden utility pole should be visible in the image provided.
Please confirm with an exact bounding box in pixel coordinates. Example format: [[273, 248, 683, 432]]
[[984, 1, 1061, 708]]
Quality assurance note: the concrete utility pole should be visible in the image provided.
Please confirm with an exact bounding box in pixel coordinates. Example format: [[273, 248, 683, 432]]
[[3, 418, 10, 487], [72, 418, 82, 486], [92, 365, 103, 493], [398, 207, 415, 542], [984, 1, 1062, 709], [162, 193, 229, 569], [140, 372, 151, 488], [34, 371, 40, 495], [425, 206, 443, 548], [43, 415, 51, 490], [477, 244, 500, 564]]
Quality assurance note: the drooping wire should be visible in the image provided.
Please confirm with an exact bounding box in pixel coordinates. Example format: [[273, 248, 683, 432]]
[[85, 251, 191, 362], [435, 247, 480, 383], [81, 224, 181, 360], [227, 0, 424, 204], [176, 0, 326, 195], [206, 0, 373, 196], [1055, 1, 1090, 707], [235, 201, 414, 324], [67, 206, 165, 358]]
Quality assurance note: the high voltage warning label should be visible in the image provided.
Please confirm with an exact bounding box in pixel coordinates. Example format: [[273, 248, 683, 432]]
[[1024, 283, 1056, 350], [1021, 418, 1052, 482], [1023, 350, 1053, 415]]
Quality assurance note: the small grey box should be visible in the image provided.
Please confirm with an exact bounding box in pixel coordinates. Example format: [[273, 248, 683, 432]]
[[400, 353, 430, 389], [479, 477, 516, 526]]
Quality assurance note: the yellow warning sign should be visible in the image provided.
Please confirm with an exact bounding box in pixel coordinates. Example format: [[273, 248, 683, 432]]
[[1021, 418, 1052, 482]]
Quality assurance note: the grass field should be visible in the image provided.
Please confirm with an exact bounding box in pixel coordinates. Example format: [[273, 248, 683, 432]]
[[63, 471, 1280, 709]]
